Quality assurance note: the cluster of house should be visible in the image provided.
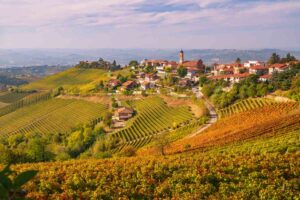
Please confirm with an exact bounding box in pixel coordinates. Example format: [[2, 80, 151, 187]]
[[106, 50, 205, 91], [209, 60, 290, 83]]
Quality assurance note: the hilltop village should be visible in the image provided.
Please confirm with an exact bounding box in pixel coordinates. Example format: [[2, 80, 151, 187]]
[[79, 50, 297, 95]]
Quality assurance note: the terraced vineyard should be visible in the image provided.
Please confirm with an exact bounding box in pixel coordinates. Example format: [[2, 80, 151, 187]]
[[113, 97, 194, 148], [0, 99, 108, 137], [217, 98, 274, 118], [0, 91, 52, 117], [21, 68, 109, 91], [165, 102, 300, 154], [0, 91, 31, 103]]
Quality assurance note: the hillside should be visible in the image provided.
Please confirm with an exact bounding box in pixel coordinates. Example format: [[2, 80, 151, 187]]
[[0, 98, 108, 137], [112, 97, 198, 150], [21, 67, 109, 91], [10, 128, 299, 199]]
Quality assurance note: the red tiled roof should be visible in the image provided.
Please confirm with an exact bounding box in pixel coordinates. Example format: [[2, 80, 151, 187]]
[[182, 60, 203, 68], [250, 65, 268, 70], [108, 79, 121, 84], [146, 60, 168, 64], [222, 68, 234, 72], [117, 107, 134, 114], [122, 80, 135, 87], [260, 74, 272, 79], [269, 63, 288, 69]]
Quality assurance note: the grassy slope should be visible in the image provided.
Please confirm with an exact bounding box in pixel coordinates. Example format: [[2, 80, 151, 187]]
[[0, 98, 108, 137]]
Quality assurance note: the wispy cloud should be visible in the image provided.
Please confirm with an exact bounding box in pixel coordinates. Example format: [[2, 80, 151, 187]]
[[0, 0, 299, 48]]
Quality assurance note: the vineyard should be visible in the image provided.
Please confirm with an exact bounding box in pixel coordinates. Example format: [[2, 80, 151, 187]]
[[8, 128, 299, 199], [0, 91, 31, 103], [0, 92, 52, 117], [217, 98, 274, 118], [163, 102, 300, 154], [112, 97, 195, 149], [0, 99, 108, 137], [21, 68, 109, 91]]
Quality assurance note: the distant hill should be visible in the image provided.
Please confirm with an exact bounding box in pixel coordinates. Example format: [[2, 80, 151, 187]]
[[0, 48, 300, 67]]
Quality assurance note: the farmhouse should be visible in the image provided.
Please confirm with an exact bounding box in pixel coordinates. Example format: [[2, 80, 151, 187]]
[[121, 80, 137, 91], [268, 63, 289, 74], [145, 73, 158, 82], [249, 65, 269, 76], [259, 74, 272, 82], [107, 79, 121, 88], [115, 107, 134, 121], [178, 78, 191, 87], [244, 60, 265, 68]]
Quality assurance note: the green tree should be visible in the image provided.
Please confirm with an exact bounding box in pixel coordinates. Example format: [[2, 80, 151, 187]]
[[129, 60, 138, 67], [236, 57, 241, 64], [154, 134, 170, 156], [268, 53, 281, 64], [27, 138, 53, 162], [177, 66, 188, 78]]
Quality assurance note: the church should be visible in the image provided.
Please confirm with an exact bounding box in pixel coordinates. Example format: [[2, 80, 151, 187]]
[[178, 49, 205, 72]]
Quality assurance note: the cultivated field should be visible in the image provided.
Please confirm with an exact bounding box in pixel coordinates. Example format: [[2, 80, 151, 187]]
[[113, 97, 195, 149], [9, 128, 299, 199], [0, 99, 108, 137], [0, 92, 30, 103], [217, 98, 274, 118], [163, 102, 300, 154]]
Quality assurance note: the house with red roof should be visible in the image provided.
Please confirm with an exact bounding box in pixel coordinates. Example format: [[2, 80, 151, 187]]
[[121, 80, 137, 91], [115, 107, 134, 121], [268, 63, 289, 74], [249, 65, 269, 76], [259, 74, 272, 82], [244, 60, 265, 68], [107, 79, 121, 88]]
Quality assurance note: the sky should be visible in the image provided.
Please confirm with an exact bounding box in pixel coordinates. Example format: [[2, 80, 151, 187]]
[[0, 0, 300, 49]]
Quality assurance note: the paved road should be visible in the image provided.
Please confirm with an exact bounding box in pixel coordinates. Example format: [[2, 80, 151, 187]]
[[186, 87, 218, 138]]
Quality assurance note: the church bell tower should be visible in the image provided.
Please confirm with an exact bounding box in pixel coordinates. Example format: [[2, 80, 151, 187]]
[[179, 49, 184, 65]]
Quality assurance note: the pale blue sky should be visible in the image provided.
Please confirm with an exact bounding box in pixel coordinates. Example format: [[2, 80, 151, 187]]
[[0, 0, 299, 49]]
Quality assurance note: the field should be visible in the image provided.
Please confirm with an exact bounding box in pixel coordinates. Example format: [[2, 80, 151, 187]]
[[113, 97, 195, 149], [162, 102, 300, 154], [0, 98, 108, 137], [217, 98, 274, 118], [21, 68, 109, 91], [0, 92, 52, 117], [9, 128, 299, 199], [21, 67, 131, 92], [0, 91, 31, 104]]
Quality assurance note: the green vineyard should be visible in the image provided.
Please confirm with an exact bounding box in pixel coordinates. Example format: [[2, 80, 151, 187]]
[[0, 99, 108, 137], [0, 92, 52, 117], [0, 91, 31, 103], [217, 98, 275, 118], [113, 97, 194, 147]]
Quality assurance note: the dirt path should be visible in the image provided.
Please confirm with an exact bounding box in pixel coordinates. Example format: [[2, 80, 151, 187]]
[[186, 90, 218, 138]]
